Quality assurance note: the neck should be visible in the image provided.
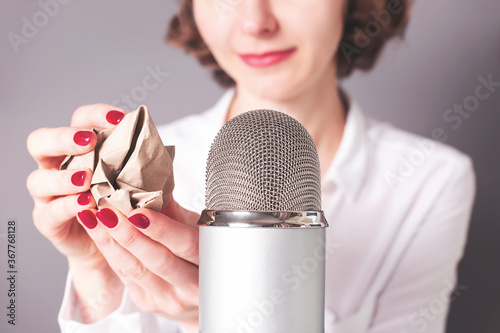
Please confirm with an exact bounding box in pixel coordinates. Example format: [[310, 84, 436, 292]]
[[226, 66, 347, 176]]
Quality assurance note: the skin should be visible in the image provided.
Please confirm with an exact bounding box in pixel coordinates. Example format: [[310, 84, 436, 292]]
[[27, 0, 348, 332], [194, 0, 348, 173], [27, 105, 200, 331]]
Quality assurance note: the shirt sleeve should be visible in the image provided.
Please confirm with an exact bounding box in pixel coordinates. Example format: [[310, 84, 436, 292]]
[[368, 157, 476, 333], [58, 270, 190, 333]]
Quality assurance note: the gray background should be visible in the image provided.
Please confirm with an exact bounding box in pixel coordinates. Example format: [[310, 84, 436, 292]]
[[1, 0, 499, 332]]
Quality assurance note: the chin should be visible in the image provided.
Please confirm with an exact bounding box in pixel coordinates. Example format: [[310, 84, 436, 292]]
[[239, 74, 302, 103]]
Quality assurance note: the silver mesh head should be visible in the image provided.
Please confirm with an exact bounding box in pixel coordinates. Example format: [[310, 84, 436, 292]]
[[205, 109, 321, 211]]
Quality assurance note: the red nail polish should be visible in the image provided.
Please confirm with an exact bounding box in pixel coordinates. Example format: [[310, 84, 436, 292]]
[[96, 208, 118, 228], [73, 131, 93, 146], [71, 171, 87, 187], [77, 210, 98, 229], [128, 214, 150, 229], [77, 192, 92, 205], [106, 110, 125, 125]]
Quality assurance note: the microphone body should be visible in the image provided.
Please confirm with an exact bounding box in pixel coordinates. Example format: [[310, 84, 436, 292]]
[[199, 212, 326, 333], [198, 110, 328, 332]]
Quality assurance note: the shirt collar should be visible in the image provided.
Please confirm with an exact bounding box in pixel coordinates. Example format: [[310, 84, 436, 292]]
[[211, 88, 236, 128], [322, 97, 369, 201], [211, 88, 369, 201]]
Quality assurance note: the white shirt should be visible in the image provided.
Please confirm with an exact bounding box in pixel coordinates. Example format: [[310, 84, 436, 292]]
[[59, 89, 475, 332]]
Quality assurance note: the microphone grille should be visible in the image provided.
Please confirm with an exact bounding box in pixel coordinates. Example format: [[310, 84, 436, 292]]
[[205, 109, 321, 211]]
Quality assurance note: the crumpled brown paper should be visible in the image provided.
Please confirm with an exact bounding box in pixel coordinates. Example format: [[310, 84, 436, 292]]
[[61, 105, 175, 215]]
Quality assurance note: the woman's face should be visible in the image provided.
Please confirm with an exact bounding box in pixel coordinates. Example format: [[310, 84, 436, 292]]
[[193, 0, 346, 101]]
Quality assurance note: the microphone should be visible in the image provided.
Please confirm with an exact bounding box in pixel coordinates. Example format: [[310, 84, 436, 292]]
[[198, 109, 328, 333]]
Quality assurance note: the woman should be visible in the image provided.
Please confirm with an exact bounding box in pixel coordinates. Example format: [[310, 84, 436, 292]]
[[26, 0, 475, 332]]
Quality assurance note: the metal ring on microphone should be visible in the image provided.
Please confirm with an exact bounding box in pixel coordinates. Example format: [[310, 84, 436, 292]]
[[198, 210, 328, 228]]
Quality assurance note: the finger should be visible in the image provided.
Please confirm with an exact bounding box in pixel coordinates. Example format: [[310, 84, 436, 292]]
[[126, 279, 198, 318], [129, 208, 199, 265], [33, 193, 95, 257], [161, 197, 200, 230], [35, 191, 96, 230], [71, 103, 126, 129], [27, 168, 92, 200], [45, 191, 96, 223], [27, 127, 97, 169], [94, 207, 199, 296], [75, 210, 168, 284], [76, 210, 196, 312]]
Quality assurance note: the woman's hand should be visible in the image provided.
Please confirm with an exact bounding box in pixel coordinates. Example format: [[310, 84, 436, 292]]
[[26, 104, 127, 322], [27, 103, 201, 331], [76, 198, 201, 332]]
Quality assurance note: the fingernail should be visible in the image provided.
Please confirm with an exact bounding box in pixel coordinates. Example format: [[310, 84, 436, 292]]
[[128, 214, 150, 229], [106, 110, 125, 125], [77, 210, 98, 229], [71, 171, 87, 187], [77, 192, 92, 205], [96, 208, 118, 228], [73, 130, 93, 146]]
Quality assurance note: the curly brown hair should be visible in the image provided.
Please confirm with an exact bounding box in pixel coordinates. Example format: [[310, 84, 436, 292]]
[[166, 0, 411, 88]]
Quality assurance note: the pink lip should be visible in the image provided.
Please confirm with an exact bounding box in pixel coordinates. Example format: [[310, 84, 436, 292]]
[[238, 48, 296, 68]]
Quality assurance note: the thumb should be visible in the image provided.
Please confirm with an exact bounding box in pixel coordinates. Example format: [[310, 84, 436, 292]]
[[161, 196, 200, 230]]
